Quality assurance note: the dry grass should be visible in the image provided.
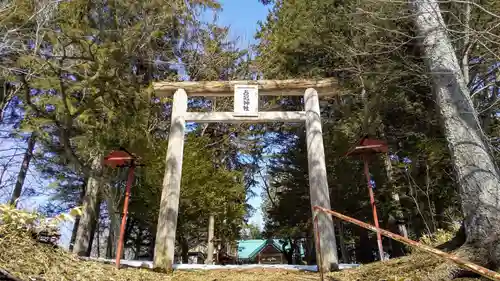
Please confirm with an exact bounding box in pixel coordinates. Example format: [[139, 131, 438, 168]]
[[330, 252, 436, 281], [0, 228, 322, 281], [328, 251, 484, 281], [0, 229, 483, 281]]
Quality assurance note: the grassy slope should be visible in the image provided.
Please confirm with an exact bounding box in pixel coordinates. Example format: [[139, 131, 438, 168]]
[[0, 230, 320, 281], [329, 252, 475, 281], [0, 230, 482, 281]]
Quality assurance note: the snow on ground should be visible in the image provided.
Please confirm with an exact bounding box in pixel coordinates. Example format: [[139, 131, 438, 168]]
[[91, 258, 360, 272]]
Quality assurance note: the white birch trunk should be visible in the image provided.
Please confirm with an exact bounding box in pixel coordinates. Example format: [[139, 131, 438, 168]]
[[205, 214, 215, 265], [409, 0, 500, 269]]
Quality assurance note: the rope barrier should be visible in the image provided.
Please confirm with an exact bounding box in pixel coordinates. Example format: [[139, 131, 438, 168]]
[[313, 206, 500, 281]]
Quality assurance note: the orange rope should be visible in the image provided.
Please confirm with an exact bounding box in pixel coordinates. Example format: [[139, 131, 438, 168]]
[[313, 206, 500, 281]]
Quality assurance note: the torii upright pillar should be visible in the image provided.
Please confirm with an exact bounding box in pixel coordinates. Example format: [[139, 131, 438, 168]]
[[305, 88, 338, 271], [153, 89, 188, 269]]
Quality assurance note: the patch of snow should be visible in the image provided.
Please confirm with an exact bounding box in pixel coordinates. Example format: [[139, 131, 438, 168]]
[[91, 258, 359, 272]]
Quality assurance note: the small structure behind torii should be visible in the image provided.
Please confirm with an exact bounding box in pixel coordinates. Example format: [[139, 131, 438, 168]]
[[151, 79, 339, 273]]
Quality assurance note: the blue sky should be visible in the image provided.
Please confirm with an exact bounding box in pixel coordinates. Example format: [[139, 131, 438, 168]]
[[204, 1, 271, 229], [204, 1, 270, 50]]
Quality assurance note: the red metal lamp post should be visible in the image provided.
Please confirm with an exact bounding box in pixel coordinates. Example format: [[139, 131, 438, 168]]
[[346, 136, 388, 261], [103, 149, 140, 269]]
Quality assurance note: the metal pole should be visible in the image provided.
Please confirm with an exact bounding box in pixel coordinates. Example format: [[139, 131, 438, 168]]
[[363, 155, 384, 261], [116, 163, 136, 269]]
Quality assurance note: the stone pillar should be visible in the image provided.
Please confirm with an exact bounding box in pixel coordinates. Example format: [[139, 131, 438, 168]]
[[304, 88, 339, 272], [205, 214, 215, 264], [153, 89, 188, 271]]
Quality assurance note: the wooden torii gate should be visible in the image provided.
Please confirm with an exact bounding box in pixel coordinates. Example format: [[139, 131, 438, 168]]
[[151, 79, 339, 272]]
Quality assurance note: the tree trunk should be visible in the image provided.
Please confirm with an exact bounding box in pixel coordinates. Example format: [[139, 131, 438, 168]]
[[134, 226, 142, 260], [69, 184, 87, 251], [122, 214, 133, 260], [433, 195, 448, 230], [69, 215, 81, 252], [9, 132, 37, 206], [305, 227, 315, 265], [281, 239, 294, 265], [94, 216, 100, 257], [409, 0, 500, 277], [73, 153, 103, 257], [148, 236, 155, 259], [106, 231, 113, 259], [337, 221, 349, 263], [181, 237, 189, 264], [461, 0, 471, 87], [0, 80, 14, 123], [355, 230, 373, 263], [383, 154, 409, 239], [386, 217, 407, 258], [205, 214, 215, 264], [104, 184, 121, 259]]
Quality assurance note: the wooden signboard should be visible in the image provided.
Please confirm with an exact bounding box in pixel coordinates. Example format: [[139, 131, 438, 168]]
[[234, 85, 259, 116]]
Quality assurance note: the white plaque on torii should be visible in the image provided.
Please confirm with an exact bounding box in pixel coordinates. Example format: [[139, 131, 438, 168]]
[[233, 85, 259, 117]]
